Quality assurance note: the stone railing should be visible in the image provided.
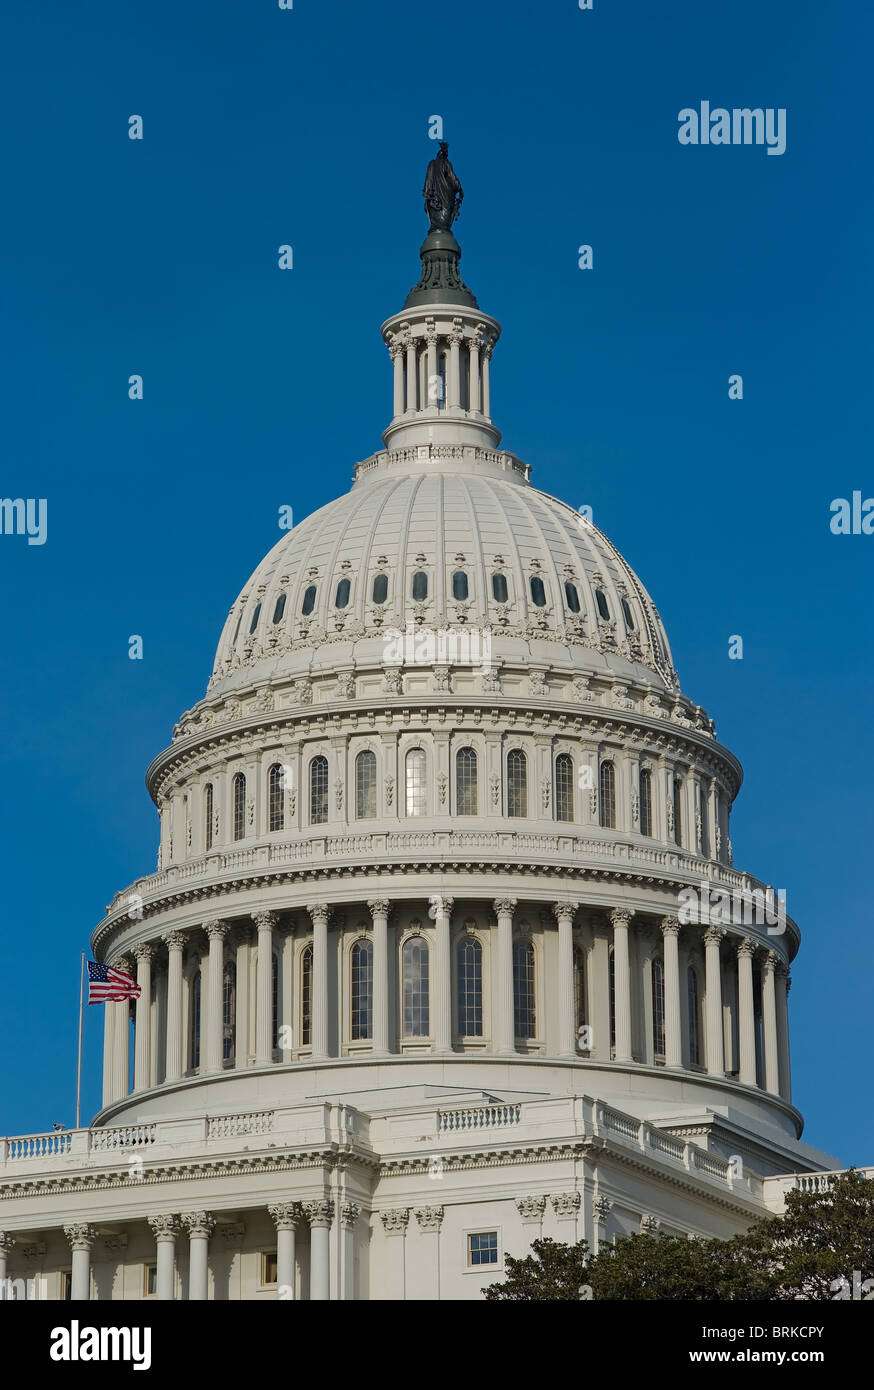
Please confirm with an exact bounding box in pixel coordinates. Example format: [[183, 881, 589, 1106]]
[[6, 1132, 73, 1161], [90, 1124, 157, 1151], [438, 1104, 521, 1132], [762, 1167, 874, 1209], [206, 1111, 274, 1139]]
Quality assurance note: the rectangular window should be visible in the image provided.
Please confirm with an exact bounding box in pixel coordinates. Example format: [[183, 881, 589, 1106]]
[[144, 1263, 157, 1298], [261, 1251, 278, 1287], [468, 1232, 499, 1267]]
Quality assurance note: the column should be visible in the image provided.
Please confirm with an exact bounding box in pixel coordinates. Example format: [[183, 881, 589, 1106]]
[[64, 1224, 95, 1301], [553, 901, 579, 1059], [0, 1233, 15, 1300], [592, 1197, 612, 1255], [425, 320, 438, 407], [269, 1203, 299, 1300], [514, 1196, 546, 1252], [368, 900, 390, 1056], [163, 932, 186, 1083], [432, 896, 454, 1053], [133, 945, 155, 1092], [405, 335, 417, 411], [775, 966, 792, 1102], [413, 1207, 443, 1300], [761, 951, 780, 1096], [204, 919, 230, 1074], [307, 904, 331, 1060], [303, 1201, 334, 1301], [148, 1216, 179, 1301], [610, 908, 633, 1063], [661, 916, 683, 1068], [737, 938, 757, 1086], [703, 927, 725, 1076], [380, 1209, 410, 1301], [447, 322, 462, 408], [391, 341, 404, 417], [589, 918, 610, 1062], [340, 1202, 360, 1300], [493, 899, 516, 1055], [111, 956, 132, 1101], [468, 335, 481, 413], [255, 911, 278, 1066], [102, 995, 115, 1107], [481, 342, 492, 416], [181, 1212, 214, 1301]]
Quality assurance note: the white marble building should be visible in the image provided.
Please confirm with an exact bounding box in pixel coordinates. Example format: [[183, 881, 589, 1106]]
[[0, 174, 854, 1302]]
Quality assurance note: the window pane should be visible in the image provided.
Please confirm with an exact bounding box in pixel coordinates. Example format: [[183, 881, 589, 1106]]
[[310, 757, 328, 825], [191, 971, 201, 1069], [457, 938, 483, 1037], [204, 784, 213, 851], [599, 761, 615, 829], [492, 572, 508, 603], [223, 961, 236, 1062], [268, 764, 285, 832], [372, 573, 388, 605], [564, 581, 581, 613], [405, 749, 426, 816], [351, 940, 373, 1040], [456, 747, 478, 815], [468, 1232, 498, 1266], [452, 570, 469, 601], [513, 941, 536, 1038], [652, 958, 665, 1056], [272, 593, 287, 624], [507, 750, 527, 818], [574, 948, 587, 1029], [403, 938, 430, 1037], [356, 750, 377, 819], [301, 585, 317, 616], [639, 768, 653, 837], [335, 578, 350, 609], [621, 597, 635, 630], [688, 967, 700, 1064], [555, 753, 573, 822], [529, 575, 546, 607], [673, 778, 683, 846], [412, 571, 428, 601], [249, 603, 261, 634], [301, 947, 312, 1046], [233, 773, 246, 841], [595, 588, 610, 620]]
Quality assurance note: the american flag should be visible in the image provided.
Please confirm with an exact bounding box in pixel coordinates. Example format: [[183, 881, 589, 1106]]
[[87, 961, 141, 1004]]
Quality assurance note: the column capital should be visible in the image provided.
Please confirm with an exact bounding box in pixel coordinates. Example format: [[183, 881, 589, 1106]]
[[660, 916, 681, 939], [550, 1191, 581, 1218], [204, 918, 231, 941], [367, 899, 391, 919], [380, 1207, 410, 1234], [515, 1195, 547, 1222], [592, 1196, 613, 1223], [340, 1202, 361, 1231], [429, 895, 454, 917], [703, 925, 725, 949], [493, 898, 517, 917], [609, 907, 634, 929], [112, 954, 133, 975], [737, 936, 756, 960], [162, 930, 188, 952], [302, 1199, 335, 1230], [0, 1232, 16, 1257], [180, 1211, 215, 1240], [133, 943, 156, 963], [306, 903, 332, 928], [552, 900, 579, 925], [268, 1202, 302, 1231], [148, 1215, 179, 1243], [64, 1223, 96, 1251], [762, 949, 779, 976], [253, 911, 280, 932], [414, 1206, 444, 1232], [640, 1214, 662, 1235]]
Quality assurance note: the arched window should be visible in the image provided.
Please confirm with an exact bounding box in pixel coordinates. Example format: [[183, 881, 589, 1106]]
[[232, 612, 243, 645], [621, 597, 635, 630], [300, 946, 312, 1047], [529, 575, 546, 607], [411, 571, 428, 602], [639, 767, 653, 837], [272, 593, 287, 625], [204, 783, 214, 851], [402, 937, 430, 1038], [356, 750, 377, 820], [232, 772, 246, 841], [492, 572, 508, 603], [599, 760, 616, 829], [351, 940, 373, 1040], [513, 940, 536, 1039], [652, 958, 665, 1058], [452, 570, 469, 601], [574, 947, 587, 1031], [688, 965, 701, 1065], [301, 584, 317, 616], [564, 581, 581, 613], [405, 748, 426, 817], [372, 573, 388, 605], [190, 969, 202, 1070], [507, 749, 528, 818], [673, 777, 683, 847], [249, 603, 261, 634], [609, 947, 616, 1050], [272, 952, 279, 1051], [456, 746, 478, 816], [335, 578, 350, 609], [310, 756, 328, 825], [457, 937, 483, 1037], [555, 752, 574, 822], [595, 588, 610, 621], [222, 960, 236, 1062], [268, 763, 285, 832]]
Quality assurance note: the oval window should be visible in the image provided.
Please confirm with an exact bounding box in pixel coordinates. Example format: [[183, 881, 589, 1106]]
[[372, 573, 388, 605], [452, 570, 469, 601], [492, 572, 508, 603], [272, 593, 287, 624], [564, 582, 581, 613], [301, 585, 317, 616], [530, 576, 546, 607], [621, 597, 635, 630], [336, 578, 351, 609], [412, 570, 428, 602], [249, 603, 261, 634], [595, 588, 610, 621]]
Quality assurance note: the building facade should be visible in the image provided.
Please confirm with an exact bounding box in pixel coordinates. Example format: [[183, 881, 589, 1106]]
[[0, 161, 848, 1301]]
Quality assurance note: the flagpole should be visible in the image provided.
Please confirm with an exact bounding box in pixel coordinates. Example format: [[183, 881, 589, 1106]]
[[75, 951, 85, 1130]]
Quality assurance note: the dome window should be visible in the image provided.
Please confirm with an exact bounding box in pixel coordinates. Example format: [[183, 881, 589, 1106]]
[[529, 576, 546, 608], [452, 570, 469, 601], [301, 585, 317, 617], [564, 582, 581, 614], [335, 578, 351, 609], [621, 597, 635, 630], [595, 588, 610, 621], [492, 572, 508, 603], [372, 573, 388, 605], [272, 594, 287, 625], [232, 613, 242, 644], [412, 570, 428, 602], [249, 603, 261, 635]]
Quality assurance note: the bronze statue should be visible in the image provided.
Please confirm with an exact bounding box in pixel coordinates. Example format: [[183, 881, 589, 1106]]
[[423, 141, 463, 230]]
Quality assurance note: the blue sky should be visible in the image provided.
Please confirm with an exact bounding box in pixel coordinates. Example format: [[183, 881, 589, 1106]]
[[0, 0, 871, 1163]]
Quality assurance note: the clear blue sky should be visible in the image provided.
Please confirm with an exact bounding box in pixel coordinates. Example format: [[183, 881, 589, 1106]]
[[0, 0, 870, 1164]]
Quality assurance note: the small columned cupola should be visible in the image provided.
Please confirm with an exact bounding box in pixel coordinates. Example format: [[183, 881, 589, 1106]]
[[381, 143, 501, 452]]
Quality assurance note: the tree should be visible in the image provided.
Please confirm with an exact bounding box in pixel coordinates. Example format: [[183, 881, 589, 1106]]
[[482, 1238, 591, 1301], [740, 1169, 874, 1300]]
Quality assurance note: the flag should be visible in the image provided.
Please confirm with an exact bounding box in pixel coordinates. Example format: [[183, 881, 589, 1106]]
[[87, 960, 141, 1004]]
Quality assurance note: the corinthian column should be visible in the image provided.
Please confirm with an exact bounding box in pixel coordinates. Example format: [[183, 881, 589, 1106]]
[[775, 966, 792, 1102], [390, 339, 404, 417], [368, 900, 391, 1055], [204, 920, 230, 1074], [610, 909, 634, 1063], [493, 899, 517, 1055], [269, 1203, 299, 1300], [703, 927, 725, 1076], [111, 956, 132, 1101], [163, 931, 186, 1083], [431, 896, 454, 1053], [64, 1224, 96, 1301], [255, 911, 279, 1066], [133, 945, 155, 1092], [181, 1212, 214, 1301], [148, 1215, 179, 1301], [307, 904, 331, 1060], [660, 917, 682, 1068], [553, 901, 579, 1059], [761, 951, 780, 1096], [0, 1233, 15, 1300], [736, 938, 757, 1086], [468, 335, 481, 413], [102, 995, 115, 1107], [303, 1200, 334, 1302]]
